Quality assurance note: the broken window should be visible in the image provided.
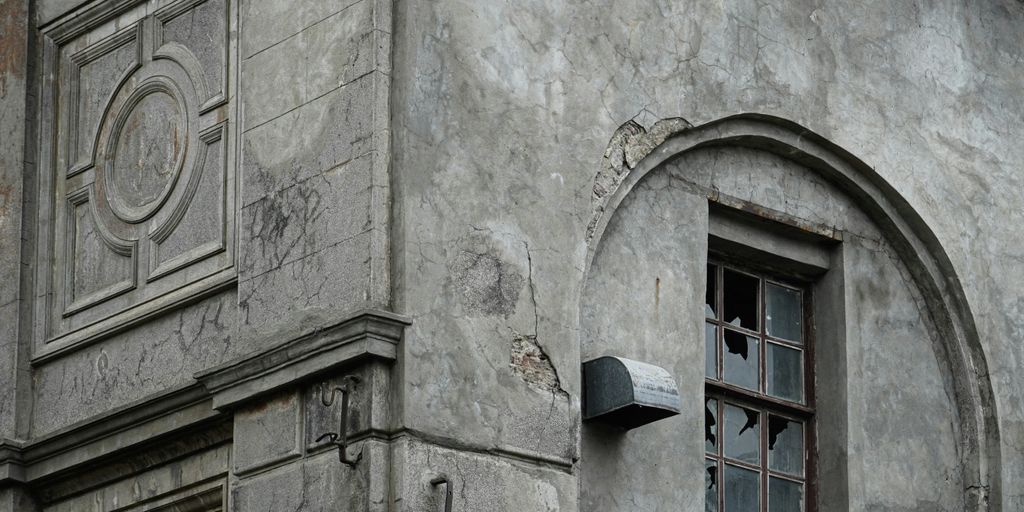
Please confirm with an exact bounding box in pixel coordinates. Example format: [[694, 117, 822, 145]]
[[705, 263, 813, 512]]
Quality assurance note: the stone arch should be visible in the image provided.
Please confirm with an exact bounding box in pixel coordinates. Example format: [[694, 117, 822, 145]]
[[581, 113, 1000, 510]]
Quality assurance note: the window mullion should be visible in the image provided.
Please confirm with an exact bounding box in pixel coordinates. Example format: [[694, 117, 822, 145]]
[[718, 265, 724, 382], [719, 398, 724, 512], [761, 407, 769, 512]]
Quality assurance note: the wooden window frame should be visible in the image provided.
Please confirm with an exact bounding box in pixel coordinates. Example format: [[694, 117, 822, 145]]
[[705, 258, 817, 512]]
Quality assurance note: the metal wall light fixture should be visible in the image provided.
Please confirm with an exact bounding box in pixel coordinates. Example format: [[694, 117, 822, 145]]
[[582, 356, 681, 429]]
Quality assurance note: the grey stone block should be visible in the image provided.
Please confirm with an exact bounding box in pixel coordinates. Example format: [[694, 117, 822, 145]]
[[239, 153, 373, 279], [241, 0, 376, 129], [239, 0, 365, 59], [231, 445, 383, 512], [240, 75, 376, 206], [232, 390, 301, 475], [238, 229, 378, 336], [390, 438, 577, 511]]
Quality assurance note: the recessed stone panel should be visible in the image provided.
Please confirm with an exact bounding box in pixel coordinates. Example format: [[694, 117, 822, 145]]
[[66, 189, 135, 313], [68, 29, 139, 174], [107, 84, 186, 221], [34, 0, 238, 361], [150, 125, 227, 279], [233, 390, 301, 475], [158, 0, 228, 109]]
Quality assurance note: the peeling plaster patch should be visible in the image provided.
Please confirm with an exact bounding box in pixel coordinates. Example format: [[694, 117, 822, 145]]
[[510, 329, 565, 395], [450, 250, 524, 316], [588, 116, 694, 241], [0, 0, 27, 95], [0, 183, 14, 232]]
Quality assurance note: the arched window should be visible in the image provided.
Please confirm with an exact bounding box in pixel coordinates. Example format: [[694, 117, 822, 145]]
[[580, 115, 998, 512]]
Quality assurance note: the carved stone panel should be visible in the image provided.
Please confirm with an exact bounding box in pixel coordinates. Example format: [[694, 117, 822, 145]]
[[34, 0, 237, 361]]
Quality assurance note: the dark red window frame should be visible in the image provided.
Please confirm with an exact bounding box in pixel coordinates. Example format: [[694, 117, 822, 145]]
[[705, 259, 816, 512]]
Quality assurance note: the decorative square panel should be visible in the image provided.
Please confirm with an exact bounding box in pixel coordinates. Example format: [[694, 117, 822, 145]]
[[33, 0, 237, 362]]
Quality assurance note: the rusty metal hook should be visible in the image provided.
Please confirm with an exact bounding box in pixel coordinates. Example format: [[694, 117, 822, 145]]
[[314, 375, 362, 467], [430, 475, 453, 512], [319, 385, 344, 407]]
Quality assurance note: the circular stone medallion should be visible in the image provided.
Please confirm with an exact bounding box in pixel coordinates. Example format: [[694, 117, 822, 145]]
[[106, 87, 186, 221]]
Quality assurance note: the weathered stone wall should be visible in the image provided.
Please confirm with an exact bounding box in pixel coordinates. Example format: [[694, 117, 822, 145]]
[[0, 0, 31, 445], [0, 0, 1020, 510], [19, 0, 391, 436], [2, 0, 394, 509], [390, 0, 1023, 508]]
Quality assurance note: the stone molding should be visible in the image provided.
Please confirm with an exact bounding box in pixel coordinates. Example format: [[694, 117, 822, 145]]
[[0, 309, 409, 496], [0, 384, 219, 488], [0, 441, 26, 484], [196, 309, 411, 410]]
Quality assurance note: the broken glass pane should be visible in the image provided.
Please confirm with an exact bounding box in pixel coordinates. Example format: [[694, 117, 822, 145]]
[[706, 264, 718, 319], [768, 415, 804, 476], [724, 403, 760, 464], [767, 342, 803, 402], [723, 269, 758, 330], [769, 477, 803, 512], [724, 464, 759, 511], [766, 283, 802, 343], [706, 323, 718, 379], [706, 459, 719, 512], [706, 398, 718, 453], [724, 329, 759, 391]]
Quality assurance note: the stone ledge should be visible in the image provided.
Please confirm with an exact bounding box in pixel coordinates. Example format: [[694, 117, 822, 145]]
[[0, 309, 409, 492], [0, 383, 222, 491], [195, 308, 410, 410], [0, 441, 26, 485]]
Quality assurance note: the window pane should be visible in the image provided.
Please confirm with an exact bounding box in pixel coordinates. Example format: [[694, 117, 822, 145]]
[[706, 264, 718, 319], [769, 477, 803, 512], [768, 415, 804, 476], [724, 329, 759, 391], [766, 283, 802, 342], [705, 398, 718, 453], [767, 342, 803, 402], [705, 459, 719, 512], [723, 403, 760, 464], [723, 269, 758, 330], [724, 464, 759, 511], [706, 323, 718, 379]]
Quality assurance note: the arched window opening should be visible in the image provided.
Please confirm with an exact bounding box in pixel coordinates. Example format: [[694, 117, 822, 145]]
[[580, 115, 998, 512]]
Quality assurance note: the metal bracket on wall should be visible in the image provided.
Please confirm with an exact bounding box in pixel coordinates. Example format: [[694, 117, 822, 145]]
[[430, 475, 453, 512], [315, 375, 362, 467]]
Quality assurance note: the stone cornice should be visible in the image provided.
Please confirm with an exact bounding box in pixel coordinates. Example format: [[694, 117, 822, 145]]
[[0, 440, 26, 484], [0, 383, 218, 489], [195, 308, 411, 410], [0, 309, 410, 493]]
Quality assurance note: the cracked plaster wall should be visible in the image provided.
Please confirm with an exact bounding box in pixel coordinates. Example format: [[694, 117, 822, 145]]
[[390, 0, 1023, 508], [0, 0, 1020, 509], [579, 171, 708, 511]]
